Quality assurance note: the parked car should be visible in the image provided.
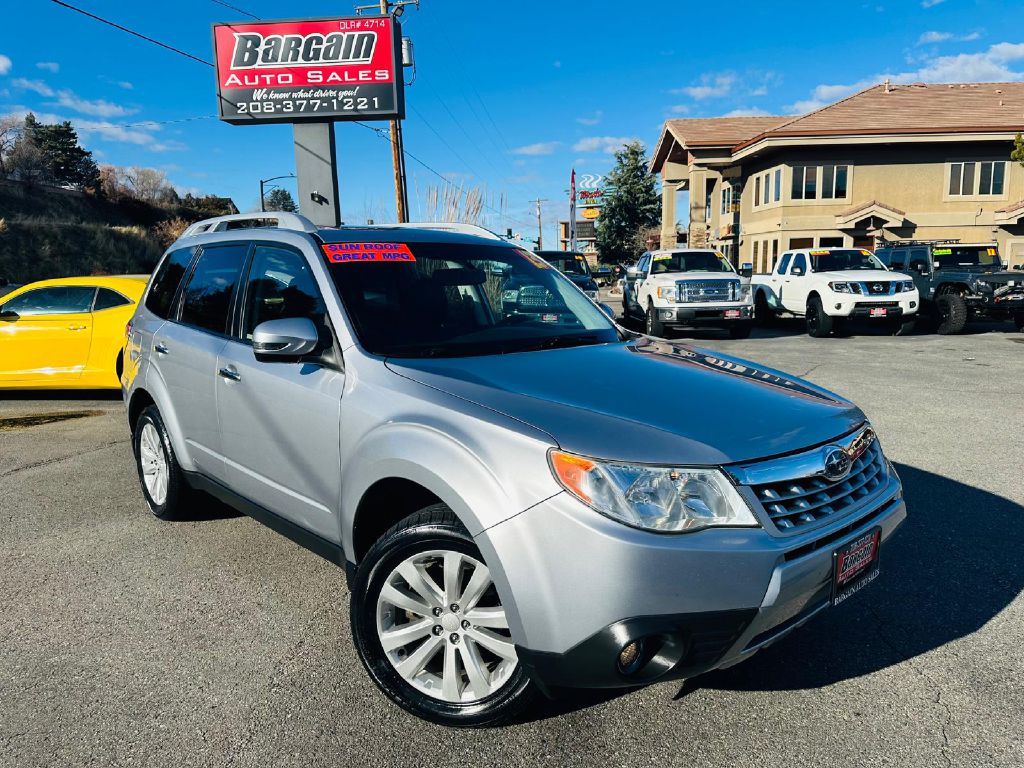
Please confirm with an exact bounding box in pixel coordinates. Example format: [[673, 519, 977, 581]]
[[592, 263, 614, 286], [622, 249, 755, 338], [124, 212, 906, 727], [0, 275, 148, 388], [752, 247, 920, 337], [874, 242, 1024, 334], [533, 250, 600, 299]]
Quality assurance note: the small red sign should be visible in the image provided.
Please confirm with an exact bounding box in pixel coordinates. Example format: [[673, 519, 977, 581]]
[[724, 309, 741, 318], [869, 307, 887, 317], [321, 242, 415, 263]]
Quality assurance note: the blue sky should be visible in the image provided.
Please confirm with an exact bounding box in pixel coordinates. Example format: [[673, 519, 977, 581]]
[[3, 0, 1024, 247]]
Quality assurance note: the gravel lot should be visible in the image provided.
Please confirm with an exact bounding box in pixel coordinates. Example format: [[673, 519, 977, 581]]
[[2, 312, 1023, 767]]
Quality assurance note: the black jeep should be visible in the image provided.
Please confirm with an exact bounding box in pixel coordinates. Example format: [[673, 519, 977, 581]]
[[875, 242, 1024, 334]]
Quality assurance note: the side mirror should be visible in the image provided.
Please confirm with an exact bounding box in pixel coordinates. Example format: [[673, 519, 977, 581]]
[[0, 309, 18, 321], [597, 302, 616, 319], [790, 266, 805, 276], [738, 264, 753, 278], [916, 263, 929, 274], [252, 317, 319, 360]]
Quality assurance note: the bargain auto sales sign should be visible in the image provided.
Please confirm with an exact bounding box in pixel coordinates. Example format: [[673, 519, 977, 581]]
[[213, 16, 404, 125]]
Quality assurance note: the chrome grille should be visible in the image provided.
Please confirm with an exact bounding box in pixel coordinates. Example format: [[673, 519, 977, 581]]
[[751, 441, 887, 531], [678, 279, 739, 303], [517, 285, 551, 308]]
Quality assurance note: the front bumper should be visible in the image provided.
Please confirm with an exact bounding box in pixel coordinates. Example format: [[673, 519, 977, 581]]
[[828, 292, 919, 319], [480, 481, 905, 692], [657, 303, 753, 327]]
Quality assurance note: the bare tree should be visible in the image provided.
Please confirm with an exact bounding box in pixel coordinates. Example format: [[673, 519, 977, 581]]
[[124, 166, 169, 202], [0, 116, 21, 177]]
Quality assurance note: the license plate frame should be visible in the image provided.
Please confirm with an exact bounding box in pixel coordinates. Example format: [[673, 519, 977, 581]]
[[869, 307, 888, 317], [724, 309, 741, 318], [831, 527, 881, 606]]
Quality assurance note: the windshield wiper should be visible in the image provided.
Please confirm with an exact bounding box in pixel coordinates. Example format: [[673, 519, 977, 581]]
[[503, 333, 608, 354]]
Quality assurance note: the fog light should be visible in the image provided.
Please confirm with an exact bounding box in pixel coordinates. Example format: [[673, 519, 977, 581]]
[[835, 303, 842, 310], [618, 640, 644, 673], [910, 301, 917, 308], [660, 310, 674, 320]]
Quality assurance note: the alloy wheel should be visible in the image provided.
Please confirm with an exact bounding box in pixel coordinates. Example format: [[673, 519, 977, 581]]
[[375, 549, 518, 703], [138, 422, 168, 505]]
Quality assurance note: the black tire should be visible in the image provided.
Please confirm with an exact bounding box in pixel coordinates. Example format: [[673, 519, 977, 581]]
[[621, 292, 631, 320], [645, 301, 665, 338], [1014, 313, 1024, 332], [350, 504, 536, 728], [132, 405, 189, 520], [936, 293, 967, 335], [754, 291, 773, 326], [728, 322, 753, 339], [806, 295, 834, 338]]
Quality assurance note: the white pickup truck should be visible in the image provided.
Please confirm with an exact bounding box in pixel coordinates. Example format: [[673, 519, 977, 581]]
[[622, 249, 754, 339], [751, 247, 921, 337]]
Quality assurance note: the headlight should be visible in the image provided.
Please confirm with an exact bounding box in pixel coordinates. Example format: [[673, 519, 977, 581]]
[[975, 281, 993, 293], [829, 281, 856, 293], [585, 289, 598, 299], [549, 450, 759, 533], [736, 283, 751, 301], [656, 285, 678, 300], [899, 280, 915, 293], [502, 289, 519, 301]]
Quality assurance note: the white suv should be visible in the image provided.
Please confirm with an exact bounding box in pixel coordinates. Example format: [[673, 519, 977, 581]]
[[751, 247, 920, 337]]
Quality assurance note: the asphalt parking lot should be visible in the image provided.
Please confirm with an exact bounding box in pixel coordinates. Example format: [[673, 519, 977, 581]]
[[2, 310, 1023, 767]]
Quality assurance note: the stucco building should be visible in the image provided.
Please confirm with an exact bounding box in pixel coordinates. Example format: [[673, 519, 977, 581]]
[[650, 82, 1024, 272]]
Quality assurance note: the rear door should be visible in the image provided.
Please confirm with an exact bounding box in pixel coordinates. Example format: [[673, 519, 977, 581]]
[[154, 242, 249, 482], [0, 285, 96, 384], [625, 253, 649, 313], [216, 242, 345, 539]]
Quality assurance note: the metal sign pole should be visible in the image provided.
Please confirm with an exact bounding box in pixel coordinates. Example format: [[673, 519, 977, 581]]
[[293, 122, 341, 227]]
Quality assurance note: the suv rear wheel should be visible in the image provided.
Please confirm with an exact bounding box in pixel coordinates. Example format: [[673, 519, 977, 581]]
[[936, 293, 967, 335], [350, 504, 535, 727], [806, 296, 834, 338], [133, 405, 189, 519]]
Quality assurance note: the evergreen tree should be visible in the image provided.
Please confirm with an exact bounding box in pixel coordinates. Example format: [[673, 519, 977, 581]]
[[24, 113, 99, 190], [265, 187, 298, 212], [595, 140, 661, 264], [1012, 133, 1024, 169]]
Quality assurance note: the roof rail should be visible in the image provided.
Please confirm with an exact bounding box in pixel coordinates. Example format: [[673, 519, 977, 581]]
[[877, 237, 962, 247], [383, 222, 504, 241], [180, 212, 318, 238]]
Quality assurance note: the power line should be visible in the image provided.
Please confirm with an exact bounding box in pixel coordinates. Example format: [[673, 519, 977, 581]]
[[210, 0, 261, 19], [49, 1, 214, 67]]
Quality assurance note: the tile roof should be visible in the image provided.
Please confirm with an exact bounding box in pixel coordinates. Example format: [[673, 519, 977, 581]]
[[840, 199, 907, 218], [663, 116, 793, 148]]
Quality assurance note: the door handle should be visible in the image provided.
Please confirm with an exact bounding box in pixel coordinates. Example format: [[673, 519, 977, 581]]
[[67, 324, 87, 331], [154, 342, 169, 355], [218, 367, 241, 382]]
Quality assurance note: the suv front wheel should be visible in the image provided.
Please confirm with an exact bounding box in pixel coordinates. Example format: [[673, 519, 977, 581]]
[[350, 505, 535, 727], [806, 296, 834, 338], [936, 293, 967, 335]]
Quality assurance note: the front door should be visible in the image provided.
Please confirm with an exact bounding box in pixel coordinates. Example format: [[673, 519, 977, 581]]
[[217, 242, 344, 541], [624, 253, 650, 314], [783, 252, 811, 313], [0, 285, 96, 384]]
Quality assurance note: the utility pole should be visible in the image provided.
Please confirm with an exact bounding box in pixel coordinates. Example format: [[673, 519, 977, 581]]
[[532, 198, 548, 250]]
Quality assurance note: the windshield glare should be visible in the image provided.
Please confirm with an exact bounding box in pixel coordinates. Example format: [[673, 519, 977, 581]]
[[810, 249, 885, 271], [650, 251, 735, 274], [323, 242, 619, 358], [933, 245, 1002, 268]]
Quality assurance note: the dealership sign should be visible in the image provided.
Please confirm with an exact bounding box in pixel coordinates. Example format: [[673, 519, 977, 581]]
[[213, 15, 404, 125]]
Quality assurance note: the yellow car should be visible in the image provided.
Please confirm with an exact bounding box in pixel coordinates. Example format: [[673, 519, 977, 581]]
[[0, 275, 149, 389]]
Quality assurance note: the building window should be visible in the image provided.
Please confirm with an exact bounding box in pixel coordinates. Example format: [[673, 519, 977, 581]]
[[773, 169, 781, 202], [721, 184, 732, 215], [753, 240, 759, 264], [754, 176, 761, 207], [792, 165, 848, 200], [791, 165, 817, 200], [821, 165, 848, 199], [949, 161, 1005, 196]]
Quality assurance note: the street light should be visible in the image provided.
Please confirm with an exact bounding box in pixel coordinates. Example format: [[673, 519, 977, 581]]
[[259, 174, 296, 212]]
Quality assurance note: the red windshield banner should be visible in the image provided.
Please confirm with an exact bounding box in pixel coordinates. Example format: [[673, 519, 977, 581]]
[[321, 242, 416, 263], [213, 16, 403, 125]]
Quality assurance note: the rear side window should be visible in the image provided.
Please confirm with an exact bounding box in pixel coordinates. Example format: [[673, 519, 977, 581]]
[[145, 248, 194, 319], [179, 243, 249, 335], [94, 288, 132, 311], [241, 244, 326, 341], [2, 286, 96, 315]]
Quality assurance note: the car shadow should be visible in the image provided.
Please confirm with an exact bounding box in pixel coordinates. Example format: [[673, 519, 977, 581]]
[[679, 463, 1023, 695], [0, 389, 123, 401], [174, 489, 244, 522]]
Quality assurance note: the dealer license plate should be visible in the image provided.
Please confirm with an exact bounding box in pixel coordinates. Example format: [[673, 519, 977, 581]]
[[869, 307, 888, 317], [724, 309, 741, 318], [831, 527, 881, 606]]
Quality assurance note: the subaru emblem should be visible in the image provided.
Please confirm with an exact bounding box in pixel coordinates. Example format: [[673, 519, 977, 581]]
[[821, 446, 853, 482]]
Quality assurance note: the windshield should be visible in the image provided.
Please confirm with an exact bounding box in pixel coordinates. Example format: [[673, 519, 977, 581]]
[[650, 251, 735, 274], [933, 245, 1002, 268], [542, 253, 591, 276], [810, 249, 885, 271], [321, 241, 620, 358]]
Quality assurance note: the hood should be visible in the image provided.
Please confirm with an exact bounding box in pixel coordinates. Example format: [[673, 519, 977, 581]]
[[565, 273, 597, 287], [646, 271, 747, 284], [385, 337, 864, 466], [824, 270, 901, 281]]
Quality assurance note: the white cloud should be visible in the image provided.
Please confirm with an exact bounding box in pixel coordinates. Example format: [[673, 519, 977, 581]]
[[921, 0, 945, 6], [512, 141, 560, 156], [11, 78, 55, 97], [53, 90, 137, 118], [669, 105, 690, 115], [789, 41, 1024, 113], [3, 107, 183, 152], [576, 110, 603, 126], [36, 61, 59, 73], [917, 30, 981, 45], [118, 81, 134, 90], [723, 107, 773, 117], [572, 136, 637, 154], [0, 54, 11, 75], [674, 72, 736, 100]]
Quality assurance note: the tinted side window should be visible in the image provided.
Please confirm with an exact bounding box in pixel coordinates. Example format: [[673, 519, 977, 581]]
[[908, 248, 929, 272], [94, 287, 132, 311], [179, 243, 249, 334], [146, 248, 193, 319], [777, 253, 792, 275], [874, 249, 891, 267], [2, 286, 95, 315], [889, 249, 908, 270], [241, 245, 326, 341], [792, 254, 807, 274]]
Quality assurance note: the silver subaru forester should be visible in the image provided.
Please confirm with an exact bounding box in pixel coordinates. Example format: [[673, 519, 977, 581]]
[[123, 212, 906, 727]]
